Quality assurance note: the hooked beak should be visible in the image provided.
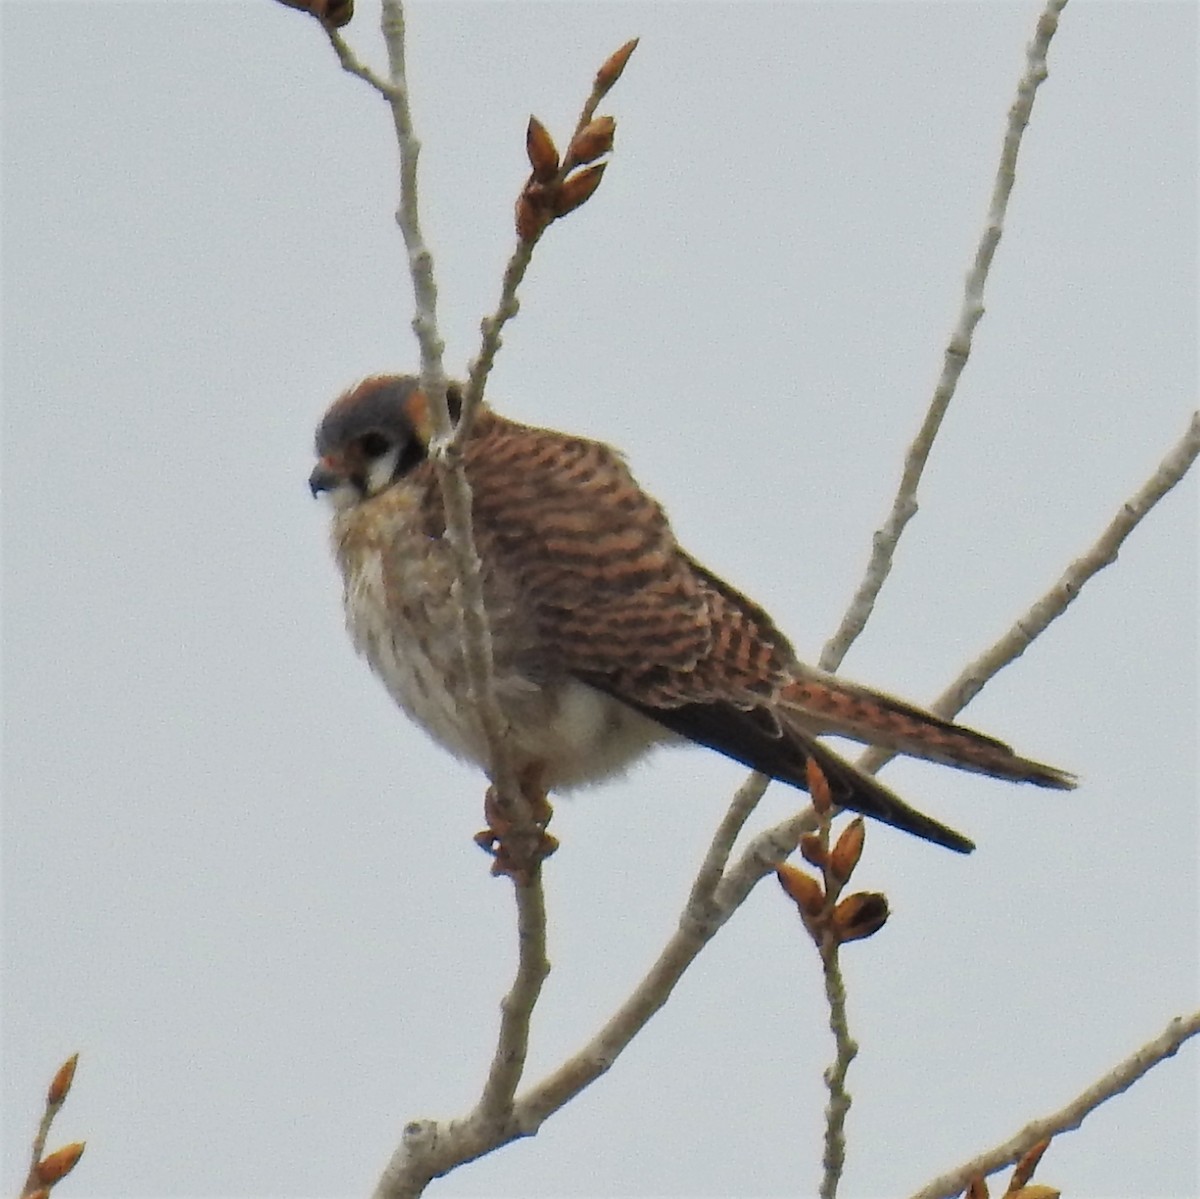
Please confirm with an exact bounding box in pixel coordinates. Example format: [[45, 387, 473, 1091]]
[[308, 457, 344, 497]]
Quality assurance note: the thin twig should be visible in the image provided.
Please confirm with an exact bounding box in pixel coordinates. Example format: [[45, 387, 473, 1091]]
[[365, 7, 547, 1195], [516, 911, 725, 1126], [686, 771, 770, 915], [371, 914, 725, 1196], [476, 873, 552, 1124], [856, 409, 1200, 777], [906, 1010, 1200, 1199], [756, 407, 1200, 848], [377, 5, 447, 419], [323, 24, 399, 97], [819, 0, 1069, 675], [455, 41, 636, 446], [20, 1055, 83, 1199], [716, 808, 814, 910], [457, 240, 536, 446], [691, 396, 1185, 1193], [377, 0, 517, 798], [813, 802, 857, 1199], [818, 942, 856, 1199]]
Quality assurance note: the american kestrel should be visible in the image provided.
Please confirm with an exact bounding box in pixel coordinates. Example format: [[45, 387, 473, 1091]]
[[310, 375, 1074, 854]]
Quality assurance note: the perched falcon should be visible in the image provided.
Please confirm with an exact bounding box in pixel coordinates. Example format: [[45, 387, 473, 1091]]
[[310, 375, 1074, 853]]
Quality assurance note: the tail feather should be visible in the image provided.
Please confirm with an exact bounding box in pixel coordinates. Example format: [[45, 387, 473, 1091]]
[[802, 738, 976, 853], [594, 672, 1073, 854], [781, 674, 1077, 791], [606, 687, 979, 852]]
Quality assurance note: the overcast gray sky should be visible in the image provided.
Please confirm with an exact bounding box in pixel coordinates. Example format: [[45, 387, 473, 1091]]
[[3, 3, 1197, 1197]]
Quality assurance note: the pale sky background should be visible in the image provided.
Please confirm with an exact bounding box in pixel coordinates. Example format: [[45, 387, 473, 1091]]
[[2, 3, 1197, 1198]]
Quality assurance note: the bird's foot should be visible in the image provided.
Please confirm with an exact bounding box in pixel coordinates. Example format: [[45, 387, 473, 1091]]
[[475, 764, 557, 885]]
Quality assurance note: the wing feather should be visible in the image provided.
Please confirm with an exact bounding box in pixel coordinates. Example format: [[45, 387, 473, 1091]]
[[461, 414, 1064, 853]]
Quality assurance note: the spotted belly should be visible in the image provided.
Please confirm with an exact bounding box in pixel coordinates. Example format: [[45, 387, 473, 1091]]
[[336, 537, 668, 791]]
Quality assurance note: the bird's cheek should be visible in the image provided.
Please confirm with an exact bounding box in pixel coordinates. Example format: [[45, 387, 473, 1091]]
[[320, 480, 364, 512]]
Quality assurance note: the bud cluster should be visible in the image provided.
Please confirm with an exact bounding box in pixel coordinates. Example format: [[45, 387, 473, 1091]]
[[514, 39, 638, 242], [776, 759, 889, 948]]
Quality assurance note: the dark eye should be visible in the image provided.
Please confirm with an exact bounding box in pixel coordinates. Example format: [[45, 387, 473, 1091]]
[[358, 431, 391, 458]]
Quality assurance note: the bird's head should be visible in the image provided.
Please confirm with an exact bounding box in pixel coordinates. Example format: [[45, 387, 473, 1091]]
[[309, 375, 462, 508]]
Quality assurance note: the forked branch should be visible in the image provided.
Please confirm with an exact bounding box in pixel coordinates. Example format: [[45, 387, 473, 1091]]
[[907, 1010, 1200, 1199], [856, 408, 1200, 777], [820, 0, 1069, 674]]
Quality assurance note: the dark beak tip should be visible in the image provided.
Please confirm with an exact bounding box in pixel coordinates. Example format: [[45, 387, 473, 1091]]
[[308, 463, 338, 497]]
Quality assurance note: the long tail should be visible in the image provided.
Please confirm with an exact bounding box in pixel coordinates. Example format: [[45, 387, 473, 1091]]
[[780, 672, 1077, 790], [613, 688, 983, 852]]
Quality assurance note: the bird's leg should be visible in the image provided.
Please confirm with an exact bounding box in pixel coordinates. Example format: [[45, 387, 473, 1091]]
[[474, 761, 558, 884], [517, 760, 555, 828]]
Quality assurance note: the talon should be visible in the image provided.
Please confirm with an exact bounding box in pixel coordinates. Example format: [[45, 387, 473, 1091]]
[[476, 764, 557, 883]]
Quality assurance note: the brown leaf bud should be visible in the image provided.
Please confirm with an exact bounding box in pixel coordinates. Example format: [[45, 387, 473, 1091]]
[[596, 37, 639, 93], [1009, 1139, 1051, 1191], [25, 1190, 51, 1199], [1005, 1188, 1060, 1199], [831, 891, 889, 943], [567, 116, 615, 167], [776, 864, 825, 920], [525, 116, 560, 183], [272, 0, 352, 25], [553, 163, 606, 217], [36, 1142, 85, 1185], [515, 191, 549, 243], [48, 1054, 79, 1105], [829, 817, 865, 885], [799, 833, 826, 869], [805, 757, 833, 815], [322, 0, 353, 26]]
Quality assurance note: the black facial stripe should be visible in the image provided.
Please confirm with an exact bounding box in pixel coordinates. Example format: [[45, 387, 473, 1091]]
[[394, 437, 426, 479]]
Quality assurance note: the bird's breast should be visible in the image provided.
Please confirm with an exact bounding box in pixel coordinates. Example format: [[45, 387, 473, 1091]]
[[327, 490, 667, 789], [332, 491, 483, 765]]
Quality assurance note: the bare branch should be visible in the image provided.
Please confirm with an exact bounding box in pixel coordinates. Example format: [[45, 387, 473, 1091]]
[[509, 771, 774, 1132], [819, 944, 856, 1199], [695, 407, 1200, 1128], [717, 808, 815, 908], [856, 408, 1200, 777], [516, 914, 720, 1126], [323, 25, 399, 97], [458, 239, 536, 447], [814, 804, 857, 1199], [907, 1010, 1200, 1199], [379, 3, 447, 388], [371, 913, 725, 1196], [370, 889, 552, 1195], [476, 877, 551, 1123], [820, 0, 1069, 675], [455, 41, 638, 446], [356, 8, 547, 1195], [746, 406, 1200, 853], [687, 771, 770, 912], [375, 0, 521, 811], [365, 15, 643, 1195]]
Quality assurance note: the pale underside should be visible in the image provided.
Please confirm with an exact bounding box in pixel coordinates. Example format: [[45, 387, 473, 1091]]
[[331, 483, 674, 790]]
